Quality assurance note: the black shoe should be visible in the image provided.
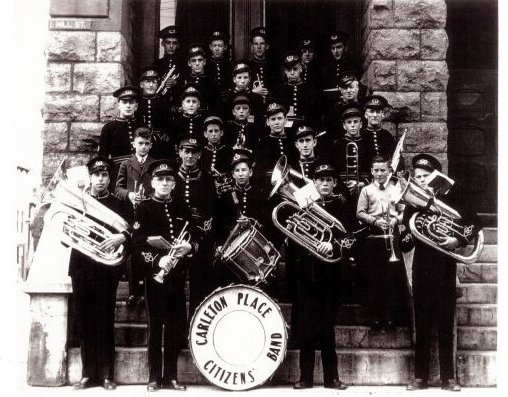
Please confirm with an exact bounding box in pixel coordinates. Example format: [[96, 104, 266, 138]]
[[102, 378, 117, 390], [164, 380, 186, 391], [442, 379, 461, 391], [73, 377, 94, 389], [406, 379, 428, 391], [147, 381, 160, 392], [370, 320, 382, 331], [324, 379, 348, 390], [293, 380, 313, 389]]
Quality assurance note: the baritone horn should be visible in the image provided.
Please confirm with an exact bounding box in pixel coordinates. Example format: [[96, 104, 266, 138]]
[[42, 165, 130, 266], [270, 155, 354, 263], [396, 177, 484, 264]]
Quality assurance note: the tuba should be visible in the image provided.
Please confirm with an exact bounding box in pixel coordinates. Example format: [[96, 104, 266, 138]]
[[396, 177, 484, 264], [41, 163, 130, 266], [270, 156, 354, 263]]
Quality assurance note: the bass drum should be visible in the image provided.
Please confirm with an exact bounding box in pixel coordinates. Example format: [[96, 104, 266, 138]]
[[189, 285, 288, 390]]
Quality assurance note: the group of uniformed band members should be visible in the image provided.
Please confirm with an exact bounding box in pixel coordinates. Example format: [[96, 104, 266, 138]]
[[67, 25, 482, 392]]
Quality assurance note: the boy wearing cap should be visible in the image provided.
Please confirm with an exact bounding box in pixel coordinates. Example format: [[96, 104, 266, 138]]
[[98, 86, 143, 187], [224, 94, 262, 152], [70, 157, 131, 391], [362, 95, 397, 164], [173, 134, 217, 316], [133, 159, 196, 392], [136, 66, 173, 159], [249, 27, 278, 100], [205, 30, 231, 93], [183, 45, 218, 112], [170, 85, 207, 147], [220, 60, 265, 123], [300, 38, 321, 87], [254, 103, 296, 194], [356, 155, 406, 331], [291, 164, 355, 390], [202, 115, 232, 175], [330, 104, 370, 197], [289, 125, 321, 179], [214, 150, 269, 286], [115, 127, 156, 304], [403, 154, 482, 392], [273, 52, 321, 126], [153, 25, 184, 96]]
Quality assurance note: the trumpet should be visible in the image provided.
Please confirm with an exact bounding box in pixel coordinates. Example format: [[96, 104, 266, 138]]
[[270, 155, 353, 263], [345, 141, 360, 195], [381, 201, 399, 262], [153, 221, 191, 283], [132, 181, 146, 209], [210, 165, 234, 195], [156, 65, 179, 96]]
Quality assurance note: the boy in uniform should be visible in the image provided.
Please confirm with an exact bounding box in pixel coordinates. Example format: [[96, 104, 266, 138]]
[[299, 38, 321, 87], [201, 116, 232, 176], [224, 94, 262, 152], [133, 159, 196, 392], [291, 164, 354, 390], [115, 127, 156, 304], [249, 27, 278, 101], [362, 95, 396, 163], [153, 25, 184, 98], [135, 66, 172, 159], [206, 30, 231, 93], [183, 45, 218, 112], [404, 154, 482, 392], [356, 155, 406, 330], [70, 157, 130, 390]]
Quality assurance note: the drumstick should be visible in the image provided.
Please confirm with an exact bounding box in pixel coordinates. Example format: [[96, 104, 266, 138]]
[[231, 190, 243, 219]]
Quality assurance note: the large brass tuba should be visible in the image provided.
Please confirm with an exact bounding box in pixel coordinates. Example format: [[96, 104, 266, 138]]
[[41, 162, 130, 266], [396, 177, 484, 264], [270, 156, 354, 263]]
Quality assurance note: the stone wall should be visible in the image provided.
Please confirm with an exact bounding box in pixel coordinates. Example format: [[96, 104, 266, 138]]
[[42, 13, 134, 183], [362, 0, 449, 171]]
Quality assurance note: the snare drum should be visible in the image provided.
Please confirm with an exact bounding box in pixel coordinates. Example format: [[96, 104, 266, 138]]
[[189, 285, 288, 391], [220, 224, 280, 284]]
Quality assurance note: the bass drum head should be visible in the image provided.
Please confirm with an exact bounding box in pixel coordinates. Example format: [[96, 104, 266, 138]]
[[189, 284, 287, 390]]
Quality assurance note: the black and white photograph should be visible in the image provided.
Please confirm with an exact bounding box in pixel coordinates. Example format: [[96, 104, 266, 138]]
[[4, 0, 503, 395]]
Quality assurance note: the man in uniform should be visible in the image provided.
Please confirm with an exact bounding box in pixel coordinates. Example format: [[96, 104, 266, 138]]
[[153, 25, 184, 100], [299, 38, 321, 88], [70, 157, 131, 391], [404, 154, 482, 392], [249, 27, 278, 102], [206, 30, 231, 93], [172, 134, 217, 316], [133, 159, 196, 392], [98, 85, 143, 187], [135, 66, 172, 159]]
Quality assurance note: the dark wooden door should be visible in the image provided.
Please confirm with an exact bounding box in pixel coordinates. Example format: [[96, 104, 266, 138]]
[[446, 0, 498, 215]]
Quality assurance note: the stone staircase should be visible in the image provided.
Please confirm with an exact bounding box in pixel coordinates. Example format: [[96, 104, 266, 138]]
[[67, 218, 497, 387]]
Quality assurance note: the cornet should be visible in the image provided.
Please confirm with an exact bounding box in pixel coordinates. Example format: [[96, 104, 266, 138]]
[[153, 221, 191, 283], [156, 65, 179, 96], [381, 201, 399, 262]]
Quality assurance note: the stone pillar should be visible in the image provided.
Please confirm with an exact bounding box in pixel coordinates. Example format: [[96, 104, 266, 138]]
[[362, 0, 449, 170], [42, 0, 137, 182]]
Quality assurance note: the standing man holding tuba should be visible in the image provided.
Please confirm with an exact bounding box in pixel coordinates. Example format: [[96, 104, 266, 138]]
[[403, 154, 483, 392], [70, 157, 131, 390]]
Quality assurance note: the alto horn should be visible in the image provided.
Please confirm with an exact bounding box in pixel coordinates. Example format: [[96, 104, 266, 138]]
[[43, 166, 130, 266], [396, 177, 484, 264], [270, 155, 354, 263]]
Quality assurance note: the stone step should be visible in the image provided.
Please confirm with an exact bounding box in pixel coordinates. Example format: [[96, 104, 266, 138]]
[[114, 323, 496, 351], [474, 244, 497, 263], [478, 213, 497, 227], [456, 283, 497, 304], [482, 227, 497, 244], [67, 347, 496, 387], [457, 262, 497, 283], [457, 303, 497, 326]]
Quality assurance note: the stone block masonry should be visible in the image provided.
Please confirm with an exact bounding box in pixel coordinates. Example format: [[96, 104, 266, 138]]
[[362, 0, 449, 170]]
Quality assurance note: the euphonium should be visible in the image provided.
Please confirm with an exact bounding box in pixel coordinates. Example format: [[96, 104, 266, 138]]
[[270, 155, 354, 263], [43, 174, 130, 266], [396, 177, 484, 264]]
